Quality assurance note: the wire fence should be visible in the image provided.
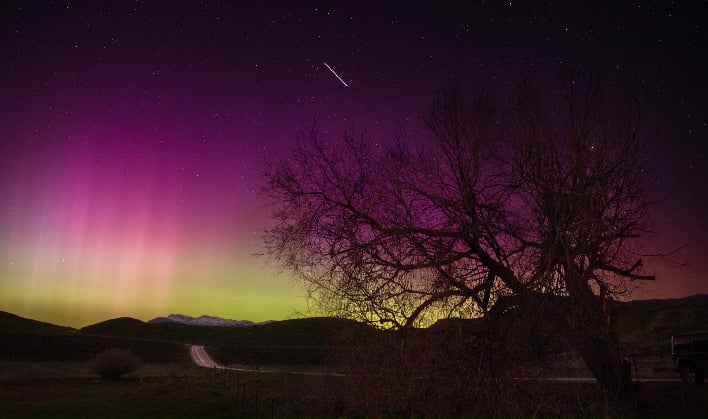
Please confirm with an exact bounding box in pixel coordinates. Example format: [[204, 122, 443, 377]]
[[203, 357, 684, 418], [208, 366, 338, 418]]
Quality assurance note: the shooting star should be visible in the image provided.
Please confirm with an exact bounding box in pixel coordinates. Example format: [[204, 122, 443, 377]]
[[323, 62, 348, 87]]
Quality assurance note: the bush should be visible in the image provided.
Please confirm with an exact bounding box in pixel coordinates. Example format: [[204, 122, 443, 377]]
[[91, 348, 141, 380]]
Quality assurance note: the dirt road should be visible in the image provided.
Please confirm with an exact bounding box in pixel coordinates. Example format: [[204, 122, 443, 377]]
[[188, 345, 343, 375], [189, 345, 222, 368]]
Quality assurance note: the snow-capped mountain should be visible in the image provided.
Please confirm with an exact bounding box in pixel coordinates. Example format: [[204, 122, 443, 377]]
[[147, 314, 257, 327]]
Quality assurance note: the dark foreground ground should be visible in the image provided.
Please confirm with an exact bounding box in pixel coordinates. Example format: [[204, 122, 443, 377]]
[[1, 360, 707, 418], [2, 303, 707, 417]]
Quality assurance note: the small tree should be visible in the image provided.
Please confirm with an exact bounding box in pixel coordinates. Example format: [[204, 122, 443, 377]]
[[91, 348, 142, 380]]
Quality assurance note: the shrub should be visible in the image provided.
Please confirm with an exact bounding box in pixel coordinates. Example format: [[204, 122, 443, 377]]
[[91, 348, 141, 380]]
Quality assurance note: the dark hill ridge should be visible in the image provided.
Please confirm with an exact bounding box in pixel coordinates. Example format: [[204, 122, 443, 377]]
[[214, 317, 369, 347], [0, 294, 705, 368], [0, 310, 75, 335], [80, 316, 153, 337], [0, 314, 186, 363], [616, 294, 708, 352], [82, 315, 371, 348], [81, 316, 238, 344], [619, 293, 708, 311], [209, 317, 373, 366], [4, 293, 704, 335]]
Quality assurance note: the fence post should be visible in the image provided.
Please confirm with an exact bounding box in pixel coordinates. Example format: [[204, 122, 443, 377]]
[[241, 384, 246, 412]]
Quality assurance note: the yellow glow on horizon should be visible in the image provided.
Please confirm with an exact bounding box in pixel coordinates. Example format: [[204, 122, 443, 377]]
[[0, 238, 308, 328]]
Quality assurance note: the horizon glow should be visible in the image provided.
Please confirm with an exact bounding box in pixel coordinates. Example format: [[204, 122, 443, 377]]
[[0, 97, 311, 327]]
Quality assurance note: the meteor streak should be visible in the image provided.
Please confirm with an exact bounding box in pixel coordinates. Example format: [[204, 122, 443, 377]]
[[323, 62, 348, 87]]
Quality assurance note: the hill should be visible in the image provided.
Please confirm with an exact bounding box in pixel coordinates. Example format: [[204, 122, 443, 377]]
[[210, 317, 373, 366], [0, 333, 187, 363], [616, 294, 708, 354], [81, 316, 153, 337], [82, 317, 243, 345], [620, 294, 708, 312], [0, 310, 76, 335], [0, 313, 186, 363], [2, 294, 705, 365]]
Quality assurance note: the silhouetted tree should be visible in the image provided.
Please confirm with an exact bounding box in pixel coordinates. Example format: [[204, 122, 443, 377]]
[[263, 63, 655, 395], [501, 65, 655, 396]]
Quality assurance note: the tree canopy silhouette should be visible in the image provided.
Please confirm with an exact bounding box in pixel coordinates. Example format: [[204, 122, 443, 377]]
[[263, 63, 656, 394]]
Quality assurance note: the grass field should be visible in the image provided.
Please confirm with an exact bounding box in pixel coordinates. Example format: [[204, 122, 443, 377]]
[[0, 359, 355, 418], [2, 359, 707, 418], [0, 360, 238, 418]]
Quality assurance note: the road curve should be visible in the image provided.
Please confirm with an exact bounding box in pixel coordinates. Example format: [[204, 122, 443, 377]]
[[189, 345, 223, 368], [187, 344, 344, 375]]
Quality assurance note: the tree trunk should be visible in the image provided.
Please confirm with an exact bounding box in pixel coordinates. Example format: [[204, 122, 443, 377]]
[[578, 334, 630, 396], [573, 297, 631, 397]]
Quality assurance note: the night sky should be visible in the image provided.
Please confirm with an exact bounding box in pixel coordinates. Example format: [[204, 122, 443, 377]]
[[1, 1, 706, 327]]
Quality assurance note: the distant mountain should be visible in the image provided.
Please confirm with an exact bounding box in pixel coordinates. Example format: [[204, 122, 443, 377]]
[[146, 316, 173, 324], [147, 314, 259, 327]]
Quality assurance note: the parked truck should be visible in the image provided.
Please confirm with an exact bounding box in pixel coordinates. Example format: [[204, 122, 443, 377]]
[[671, 332, 708, 385]]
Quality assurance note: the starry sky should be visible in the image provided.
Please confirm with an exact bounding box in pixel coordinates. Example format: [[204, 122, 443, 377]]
[[1, 1, 706, 328]]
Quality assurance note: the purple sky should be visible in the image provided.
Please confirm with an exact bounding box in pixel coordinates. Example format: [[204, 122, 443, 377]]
[[1, 1, 707, 327]]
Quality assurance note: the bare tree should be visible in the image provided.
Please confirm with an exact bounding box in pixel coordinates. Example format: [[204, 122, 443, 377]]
[[263, 64, 655, 395], [502, 65, 656, 395]]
